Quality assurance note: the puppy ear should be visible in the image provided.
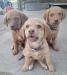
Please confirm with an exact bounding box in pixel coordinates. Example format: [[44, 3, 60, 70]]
[[43, 22, 51, 38], [61, 8, 65, 20], [43, 9, 50, 23], [19, 25, 25, 41], [4, 13, 8, 26], [19, 12, 28, 25]]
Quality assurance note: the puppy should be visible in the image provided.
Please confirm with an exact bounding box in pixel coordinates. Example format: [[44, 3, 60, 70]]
[[20, 18, 54, 72], [43, 6, 65, 51], [4, 9, 28, 55]]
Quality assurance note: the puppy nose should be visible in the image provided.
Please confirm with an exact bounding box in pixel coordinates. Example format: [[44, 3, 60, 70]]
[[55, 20, 58, 23], [29, 29, 35, 34]]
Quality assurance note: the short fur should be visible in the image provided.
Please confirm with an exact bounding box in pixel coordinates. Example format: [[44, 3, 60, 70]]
[[20, 18, 54, 71], [43, 6, 65, 51], [4, 9, 28, 55]]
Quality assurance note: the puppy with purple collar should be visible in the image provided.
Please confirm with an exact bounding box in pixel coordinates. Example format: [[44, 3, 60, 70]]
[[20, 18, 54, 72]]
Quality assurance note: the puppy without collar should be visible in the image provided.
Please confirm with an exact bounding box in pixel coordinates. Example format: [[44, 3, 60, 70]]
[[43, 6, 65, 51], [4, 9, 28, 55]]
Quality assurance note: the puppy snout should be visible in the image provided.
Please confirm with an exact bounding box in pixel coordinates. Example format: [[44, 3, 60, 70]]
[[29, 29, 35, 34], [55, 19, 58, 23]]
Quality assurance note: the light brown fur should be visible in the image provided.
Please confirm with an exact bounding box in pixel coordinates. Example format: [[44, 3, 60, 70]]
[[4, 9, 28, 55], [43, 6, 65, 51], [20, 18, 54, 71]]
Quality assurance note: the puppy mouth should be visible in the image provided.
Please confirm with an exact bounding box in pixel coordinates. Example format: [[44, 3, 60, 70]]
[[50, 25, 58, 30], [51, 25, 58, 28], [53, 22, 59, 25], [28, 35, 38, 41], [49, 23, 59, 30]]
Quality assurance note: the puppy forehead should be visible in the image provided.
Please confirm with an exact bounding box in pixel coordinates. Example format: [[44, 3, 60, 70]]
[[49, 7, 62, 14], [7, 10, 21, 18], [25, 18, 44, 26]]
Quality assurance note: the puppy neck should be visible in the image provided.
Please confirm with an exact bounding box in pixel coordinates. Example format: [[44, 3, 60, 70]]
[[28, 39, 44, 51], [47, 22, 58, 31]]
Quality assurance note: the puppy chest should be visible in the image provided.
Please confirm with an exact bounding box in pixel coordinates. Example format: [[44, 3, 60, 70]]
[[47, 31, 57, 43], [31, 51, 45, 60]]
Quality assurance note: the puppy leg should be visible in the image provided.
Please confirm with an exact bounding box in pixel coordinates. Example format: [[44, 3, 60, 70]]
[[52, 38, 60, 51], [45, 53, 54, 72], [28, 62, 34, 70], [22, 57, 33, 71], [12, 41, 19, 55], [38, 60, 47, 70], [12, 32, 19, 55]]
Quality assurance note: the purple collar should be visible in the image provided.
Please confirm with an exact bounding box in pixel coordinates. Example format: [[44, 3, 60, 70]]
[[30, 41, 43, 52]]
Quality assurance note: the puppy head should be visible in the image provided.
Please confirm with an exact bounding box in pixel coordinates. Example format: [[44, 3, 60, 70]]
[[20, 18, 47, 42], [4, 9, 28, 31], [43, 6, 65, 29]]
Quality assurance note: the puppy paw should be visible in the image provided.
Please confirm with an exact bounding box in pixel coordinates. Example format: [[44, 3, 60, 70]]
[[48, 66, 54, 72], [11, 46, 14, 50], [42, 65, 48, 70], [53, 45, 60, 52], [22, 65, 29, 71], [55, 48, 60, 52], [29, 63, 33, 70], [38, 61, 48, 70], [12, 50, 19, 55]]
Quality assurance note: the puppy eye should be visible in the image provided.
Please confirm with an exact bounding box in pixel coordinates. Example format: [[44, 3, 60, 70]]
[[26, 25, 29, 28], [58, 13, 62, 16], [37, 25, 42, 29], [50, 13, 54, 17]]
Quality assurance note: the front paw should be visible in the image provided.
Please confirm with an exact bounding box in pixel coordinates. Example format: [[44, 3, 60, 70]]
[[55, 48, 60, 51], [22, 65, 29, 71], [53, 47, 60, 52], [52, 45, 60, 52], [12, 50, 19, 55], [48, 65, 54, 72]]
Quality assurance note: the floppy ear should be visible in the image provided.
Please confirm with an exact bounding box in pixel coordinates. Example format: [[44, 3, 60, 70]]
[[43, 22, 51, 38], [19, 25, 25, 41], [43, 9, 50, 23], [61, 8, 65, 20], [19, 12, 28, 25], [4, 13, 8, 26]]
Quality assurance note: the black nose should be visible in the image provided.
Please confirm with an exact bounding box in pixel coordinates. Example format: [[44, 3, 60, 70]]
[[29, 29, 35, 34], [11, 26, 16, 30], [55, 20, 58, 23]]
